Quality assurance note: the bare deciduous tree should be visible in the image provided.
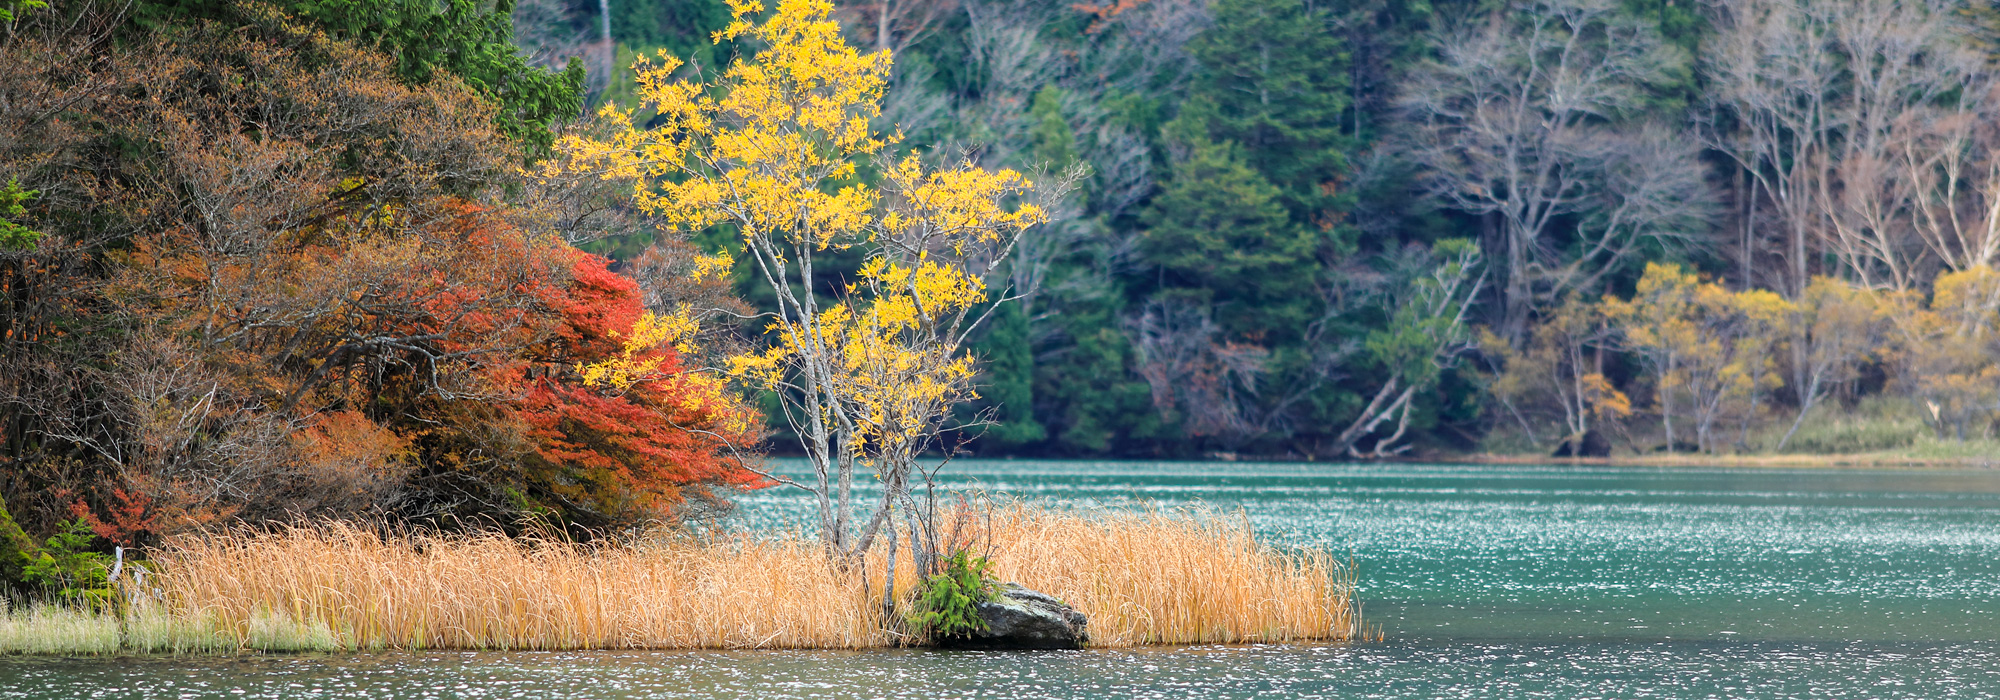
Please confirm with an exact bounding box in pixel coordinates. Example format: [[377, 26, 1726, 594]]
[[1900, 110, 2000, 275], [839, 0, 957, 54], [1704, 0, 2000, 292], [1701, 0, 1837, 295], [1128, 298, 1271, 447], [1400, 0, 1704, 346]]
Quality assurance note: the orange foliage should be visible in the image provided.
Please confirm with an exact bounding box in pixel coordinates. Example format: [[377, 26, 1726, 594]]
[[512, 250, 766, 520], [0, 14, 765, 540], [1072, 0, 1151, 33], [72, 489, 153, 547], [368, 202, 767, 525]]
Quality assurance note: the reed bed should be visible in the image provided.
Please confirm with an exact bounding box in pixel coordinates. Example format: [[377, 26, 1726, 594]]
[[131, 502, 1358, 651], [981, 505, 1359, 645], [0, 604, 121, 654], [156, 526, 885, 650]]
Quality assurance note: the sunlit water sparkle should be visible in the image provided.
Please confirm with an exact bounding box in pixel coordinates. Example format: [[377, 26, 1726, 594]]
[[5, 461, 1999, 698]]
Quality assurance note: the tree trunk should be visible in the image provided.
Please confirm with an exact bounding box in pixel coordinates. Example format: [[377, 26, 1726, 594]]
[[881, 509, 899, 624], [1660, 355, 1676, 453], [1480, 211, 1511, 338], [1738, 165, 1754, 290], [1777, 374, 1824, 452], [1501, 219, 1532, 349], [876, 0, 891, 52]]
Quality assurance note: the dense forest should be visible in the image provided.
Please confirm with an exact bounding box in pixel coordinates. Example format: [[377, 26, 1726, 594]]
[[517, 0, 2000, 460], [9, 0, 2000, 559]]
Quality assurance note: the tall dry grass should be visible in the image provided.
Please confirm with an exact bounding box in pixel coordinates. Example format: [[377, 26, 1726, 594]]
[[156, 527, 885, 650], [981, 506, 1358, 645], [147, 503, 1360, 651]]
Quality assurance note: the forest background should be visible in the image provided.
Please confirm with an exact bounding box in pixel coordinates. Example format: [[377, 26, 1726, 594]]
[[523, 0, 2000, 461], [10, 0, 2000, 564]]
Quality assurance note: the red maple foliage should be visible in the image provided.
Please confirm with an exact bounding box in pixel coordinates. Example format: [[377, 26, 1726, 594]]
[[0, 18, 768, 545], [510, 249, 767, 521], [71, 489, 153, 547]]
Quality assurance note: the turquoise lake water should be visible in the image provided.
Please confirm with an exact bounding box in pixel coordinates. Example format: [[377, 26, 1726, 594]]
[[4, 461, 1999, 698]]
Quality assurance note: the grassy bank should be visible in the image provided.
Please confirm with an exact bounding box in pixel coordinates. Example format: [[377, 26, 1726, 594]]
[[1, 504, 1361, 653], [0, 603, 344, 655], [1461, 397, 2000, 468], [1456, 451, 2000, 468]]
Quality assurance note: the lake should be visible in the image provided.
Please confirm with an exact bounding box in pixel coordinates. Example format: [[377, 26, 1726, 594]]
[[5, 461, 2000, 698]]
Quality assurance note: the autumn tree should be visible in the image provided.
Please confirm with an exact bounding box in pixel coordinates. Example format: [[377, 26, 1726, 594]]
[[138, 0, 586, 150], [1776, 277, 1891, 450], [1889, 267, 2000, 441], [1484, 293, 1630, 457], [1607, 263, 1790, 454], [0, 1, 753, 546], [561, 0, 1074, 573]]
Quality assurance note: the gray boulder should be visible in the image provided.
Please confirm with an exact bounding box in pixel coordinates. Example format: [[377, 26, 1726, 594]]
[[939, 582, 1089, 650]]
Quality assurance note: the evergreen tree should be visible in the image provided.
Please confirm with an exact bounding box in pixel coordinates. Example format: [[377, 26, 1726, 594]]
[[1029, 86, 1078, 169], [596, 0, 735, 113], [969, 304, 1046, 448], [1184, 0, 1354, 237], [1035, 308, 1167, 454], [610, 0, 731, 69], [1138, 133, 1322, 342]]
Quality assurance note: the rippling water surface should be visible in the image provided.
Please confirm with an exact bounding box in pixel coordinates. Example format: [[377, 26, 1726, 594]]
[[6, 461, 2000, 698]]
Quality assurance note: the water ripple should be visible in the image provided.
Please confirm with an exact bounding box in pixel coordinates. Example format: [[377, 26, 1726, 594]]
[[7, 461, 2000, 698]]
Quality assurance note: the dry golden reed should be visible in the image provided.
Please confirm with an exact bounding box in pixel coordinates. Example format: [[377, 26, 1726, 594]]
[[980, 505, 1360, 646], [148, 503, 1359, 651]]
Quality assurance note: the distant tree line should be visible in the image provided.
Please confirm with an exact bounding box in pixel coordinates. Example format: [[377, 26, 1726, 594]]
[[515, 0, 2000, 458]]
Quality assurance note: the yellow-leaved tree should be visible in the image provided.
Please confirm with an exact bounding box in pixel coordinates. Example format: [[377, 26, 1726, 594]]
[[1607, 263, 1790, 454], [1890, 267, 2000, 441], [556, 0, 1077, 584], [1483, 293, 1630, 456], [1776, 277, 1891, 451]]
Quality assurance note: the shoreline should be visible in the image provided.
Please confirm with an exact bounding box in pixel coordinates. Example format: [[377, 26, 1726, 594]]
[[788, 451, 2000, 468], [1095, 450, 2000, 469], [1428, 452, 2000, 469]]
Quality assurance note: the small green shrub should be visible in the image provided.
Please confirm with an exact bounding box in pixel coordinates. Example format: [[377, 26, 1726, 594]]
[[908, 551, 995, 640], [21, 519, 112, 608], [1779, 397, 1928, 454], [0, 179, 44, 251]]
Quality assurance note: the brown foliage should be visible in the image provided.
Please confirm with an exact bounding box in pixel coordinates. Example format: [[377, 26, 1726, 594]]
[[0, 2, 760, 543]]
